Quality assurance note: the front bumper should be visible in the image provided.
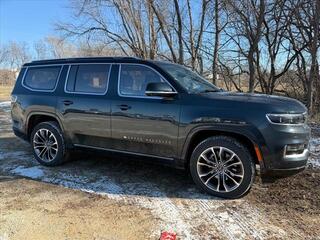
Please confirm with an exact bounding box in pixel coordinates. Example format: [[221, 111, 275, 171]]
[[259, 122, 310, 177], [263, 149, 308, 177]]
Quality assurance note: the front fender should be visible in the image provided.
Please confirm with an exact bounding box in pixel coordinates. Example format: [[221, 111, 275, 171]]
[[178, 123, 267, 168]]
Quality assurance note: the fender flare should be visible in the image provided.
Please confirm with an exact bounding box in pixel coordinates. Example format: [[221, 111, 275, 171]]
[[180, 124, 266, 168], [26, 111, 65, 135]]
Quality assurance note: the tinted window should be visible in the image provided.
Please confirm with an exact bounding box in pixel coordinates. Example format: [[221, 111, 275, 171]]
[[24, 66, 61, 90], [67, 64, 110, 94], [119, 64, 168, 96]]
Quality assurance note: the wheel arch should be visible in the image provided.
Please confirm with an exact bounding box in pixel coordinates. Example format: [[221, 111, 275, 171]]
[[181, 126, 265, 170], [26, 112, 64, 140]]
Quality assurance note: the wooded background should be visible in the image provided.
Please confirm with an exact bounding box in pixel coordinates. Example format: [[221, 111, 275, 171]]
[[0, 0, 319, 114]]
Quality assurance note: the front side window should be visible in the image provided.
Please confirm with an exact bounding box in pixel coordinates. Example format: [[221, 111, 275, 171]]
[[119, 64, 170, 96], [24, 66, 61, 90], [66, 64, 110, 94]]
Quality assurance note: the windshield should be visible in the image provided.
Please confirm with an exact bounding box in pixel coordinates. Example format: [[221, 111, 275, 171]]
[[157, 62, 220, 94]]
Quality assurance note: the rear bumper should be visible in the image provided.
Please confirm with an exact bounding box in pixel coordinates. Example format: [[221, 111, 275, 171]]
[[13, 127, 28, 141]]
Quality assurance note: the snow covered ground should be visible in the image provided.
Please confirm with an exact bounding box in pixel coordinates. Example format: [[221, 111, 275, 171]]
[[309, 137, 320, 168]]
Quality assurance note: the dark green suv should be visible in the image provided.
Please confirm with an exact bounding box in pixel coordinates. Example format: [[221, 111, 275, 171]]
[[11, 57, 310, 198]]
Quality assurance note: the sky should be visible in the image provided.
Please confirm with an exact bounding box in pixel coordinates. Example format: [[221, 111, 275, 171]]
[[0, 0, 70, 46]]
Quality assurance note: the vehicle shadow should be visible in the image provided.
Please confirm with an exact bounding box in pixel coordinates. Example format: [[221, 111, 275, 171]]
[[0, 136, 219, 200]]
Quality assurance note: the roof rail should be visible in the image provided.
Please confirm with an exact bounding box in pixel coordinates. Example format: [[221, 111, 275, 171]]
[[30, 56, 141, 64]]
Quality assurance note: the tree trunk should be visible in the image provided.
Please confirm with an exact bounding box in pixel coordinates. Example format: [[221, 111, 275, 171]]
[[173, 0, 184, 64], [248, 49, 255, 93], [212, 0, 219, 85], [307, 0, 320, 113], [150, 0, 177, 62], [147, 0, 156, 59], [186, 0, 195, 69]]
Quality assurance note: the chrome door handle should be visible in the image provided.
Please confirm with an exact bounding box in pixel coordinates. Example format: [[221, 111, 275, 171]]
[[63, 100, 73, 106], [118, 104, 131, 111]]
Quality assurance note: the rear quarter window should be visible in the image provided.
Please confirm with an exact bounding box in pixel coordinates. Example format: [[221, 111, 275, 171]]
[[23, 66, 61, 91]]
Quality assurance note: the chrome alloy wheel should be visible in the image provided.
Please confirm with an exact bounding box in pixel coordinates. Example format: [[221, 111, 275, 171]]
[[33, 128, 58, 162], [196, 146, 244, 193]]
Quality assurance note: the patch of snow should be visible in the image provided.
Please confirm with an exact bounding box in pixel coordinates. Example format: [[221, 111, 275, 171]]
[[308, 137, 320, 168], [11, 166, 44, 178], [0, 101, 10, 108], [0, 101, 11, 112], [0, 233, 9, 240]]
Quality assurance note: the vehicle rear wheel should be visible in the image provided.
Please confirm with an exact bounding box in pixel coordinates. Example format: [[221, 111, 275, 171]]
[[30, 121, 69, 166], [190, 136, 255, 199]]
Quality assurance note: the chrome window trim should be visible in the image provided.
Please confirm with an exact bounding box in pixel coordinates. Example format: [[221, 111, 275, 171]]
[[117, 63, 178, 99], [145, 91, 177, 95], [64, 63, 113, 96], [21, 65, 63, 93]]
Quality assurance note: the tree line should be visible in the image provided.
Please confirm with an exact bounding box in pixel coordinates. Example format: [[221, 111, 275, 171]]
[[1, 0, 319, 114]]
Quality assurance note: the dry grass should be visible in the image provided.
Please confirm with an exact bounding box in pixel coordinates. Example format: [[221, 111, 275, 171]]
[[0, 85, 13, 101], [311, 112, 320, 123]]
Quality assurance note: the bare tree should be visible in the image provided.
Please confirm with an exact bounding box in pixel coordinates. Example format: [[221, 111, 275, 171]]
[[308, 0, 320, 112], [34, 40, 49, 60], [149, 0, 180, 62], [0, 42, 30, 85], [226, 0, 265, 92], [173, 0, 184, 64], [255, 0, 307, 94], [212, 0, 220, 85], [286, 0, 320, 111], [185, 0, 209, 72], [0, 45, 8, 65], [209, 0, 228, 85], [3, 0, 314, 115], [6, 42, 31, 73]]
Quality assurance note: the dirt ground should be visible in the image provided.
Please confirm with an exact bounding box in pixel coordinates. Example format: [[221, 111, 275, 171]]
[[0, 85, 12, 101], [0, 178, 156, 240], [0, 97, 319, 239]]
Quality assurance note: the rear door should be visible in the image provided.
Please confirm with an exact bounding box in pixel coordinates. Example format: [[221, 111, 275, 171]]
[[57, 63, 113, 148]]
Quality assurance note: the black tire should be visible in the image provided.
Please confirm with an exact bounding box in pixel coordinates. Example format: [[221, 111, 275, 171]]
[[30, 121, 69, 166], [189, 136, 255, 199]]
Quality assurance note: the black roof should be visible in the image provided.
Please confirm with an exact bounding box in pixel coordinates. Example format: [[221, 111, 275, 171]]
[[24, 56, 144, 66]]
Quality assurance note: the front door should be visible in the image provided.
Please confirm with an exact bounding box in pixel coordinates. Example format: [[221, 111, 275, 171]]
[[111, 64, 180, 158]]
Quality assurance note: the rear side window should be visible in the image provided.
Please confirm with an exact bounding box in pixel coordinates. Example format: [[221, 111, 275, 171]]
[[66, 64, 110, 94], [24, 66, 61, 90]]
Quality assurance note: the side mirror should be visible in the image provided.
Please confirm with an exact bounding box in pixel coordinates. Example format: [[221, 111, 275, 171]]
[[145, 82, 177, 98]]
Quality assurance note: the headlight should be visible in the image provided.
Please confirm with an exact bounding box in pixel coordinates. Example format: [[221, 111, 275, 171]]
[[266, 113, 307, 125]]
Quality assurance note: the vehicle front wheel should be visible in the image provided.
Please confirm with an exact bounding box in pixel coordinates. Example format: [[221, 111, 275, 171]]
[[190, 136, 255, 199], [30, 121, 69, 166]]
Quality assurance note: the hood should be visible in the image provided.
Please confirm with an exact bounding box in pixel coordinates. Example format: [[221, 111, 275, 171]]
[[199, 91, 307, 114]]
